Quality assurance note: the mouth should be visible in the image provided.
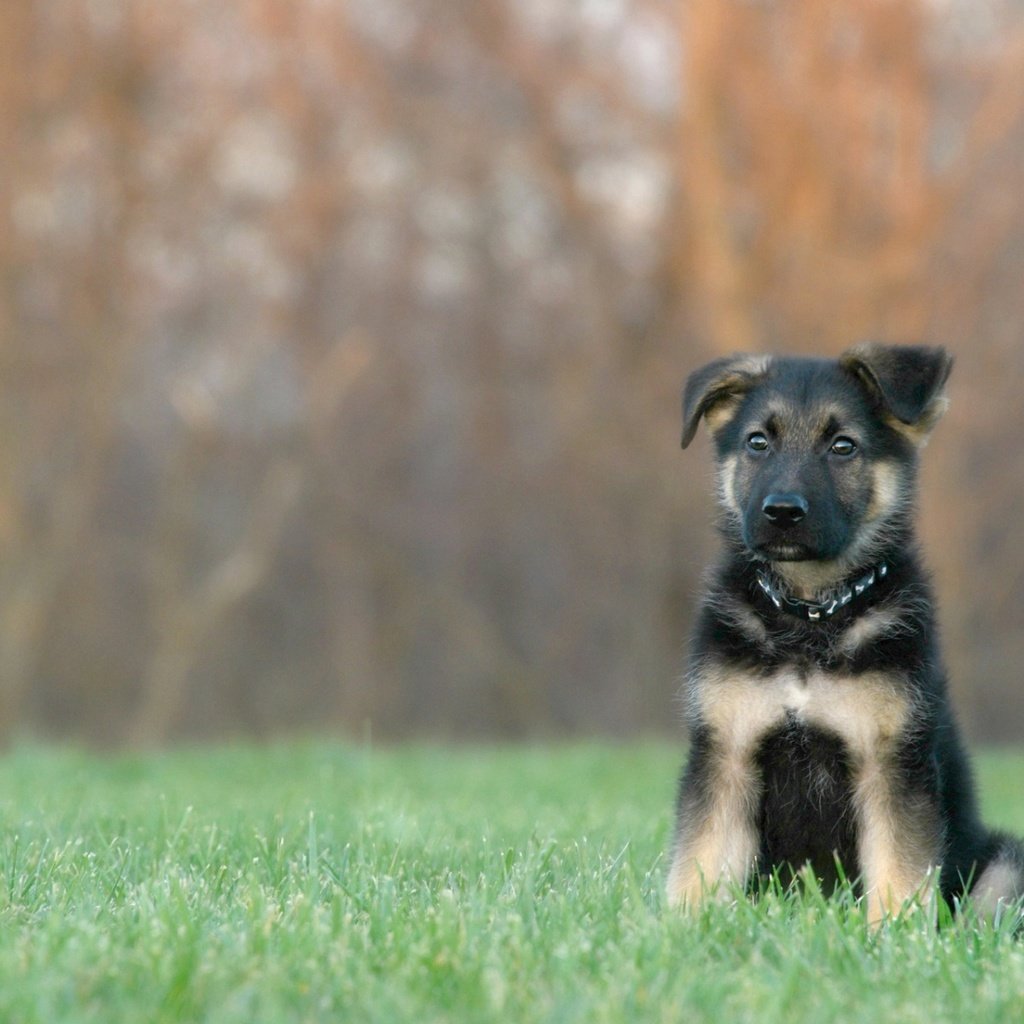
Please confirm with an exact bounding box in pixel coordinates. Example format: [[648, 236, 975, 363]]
[[753, 542, 818, 562], [742, 516, 846, 564]]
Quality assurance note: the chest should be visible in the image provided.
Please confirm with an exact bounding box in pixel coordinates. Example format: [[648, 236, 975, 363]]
[[689, 665, 913, 762]]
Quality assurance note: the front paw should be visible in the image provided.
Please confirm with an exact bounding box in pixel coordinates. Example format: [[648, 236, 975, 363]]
[[863, 868, 939, 927], [666, 860, 736, 910]]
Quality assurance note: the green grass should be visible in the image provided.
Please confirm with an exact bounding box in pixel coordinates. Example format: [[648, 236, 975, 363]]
[[0, 742, 1022, 1023]]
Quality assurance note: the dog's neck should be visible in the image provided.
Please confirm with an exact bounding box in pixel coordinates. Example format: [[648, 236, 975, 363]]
[[769, 558, 873, 601], [755, 562, 888, 622]]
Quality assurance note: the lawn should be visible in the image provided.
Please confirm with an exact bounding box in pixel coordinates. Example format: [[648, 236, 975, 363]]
[[0, 741, 1022, 1023]]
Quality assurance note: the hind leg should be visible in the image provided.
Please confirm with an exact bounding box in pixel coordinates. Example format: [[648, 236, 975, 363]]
[[969, 833, 1024, 923]]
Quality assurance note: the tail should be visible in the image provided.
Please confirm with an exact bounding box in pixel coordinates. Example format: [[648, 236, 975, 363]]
[[968, 831, 1024, 925]]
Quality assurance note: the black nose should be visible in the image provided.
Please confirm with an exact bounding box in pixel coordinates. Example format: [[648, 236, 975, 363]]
[[762, 493, 809, 527]]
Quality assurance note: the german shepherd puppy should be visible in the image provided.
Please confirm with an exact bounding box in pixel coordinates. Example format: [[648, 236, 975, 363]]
[[667, 344, 1024, 924]]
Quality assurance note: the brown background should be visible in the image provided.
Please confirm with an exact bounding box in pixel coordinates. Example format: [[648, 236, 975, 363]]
[[2, 0, 1024, 746]]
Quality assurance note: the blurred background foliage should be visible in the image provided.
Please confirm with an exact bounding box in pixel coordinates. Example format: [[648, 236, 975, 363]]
[[1, 0, 1024, 746]]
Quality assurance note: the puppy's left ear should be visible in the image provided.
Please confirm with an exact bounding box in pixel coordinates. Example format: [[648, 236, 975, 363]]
[[840, 343, 953, 444]]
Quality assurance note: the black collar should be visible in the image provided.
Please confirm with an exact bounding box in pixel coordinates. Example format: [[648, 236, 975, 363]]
[[755, 563, 888, 622]]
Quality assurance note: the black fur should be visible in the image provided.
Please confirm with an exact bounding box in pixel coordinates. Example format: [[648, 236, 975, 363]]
[[667, 344, 1024, 922]]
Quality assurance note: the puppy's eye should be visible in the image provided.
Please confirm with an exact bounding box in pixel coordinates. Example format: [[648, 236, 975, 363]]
[[747, 432, 770, 453], [830, 436, 858, 457]]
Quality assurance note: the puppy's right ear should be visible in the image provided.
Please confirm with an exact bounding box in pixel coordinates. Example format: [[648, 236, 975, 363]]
[[681, 355, 770, 449]]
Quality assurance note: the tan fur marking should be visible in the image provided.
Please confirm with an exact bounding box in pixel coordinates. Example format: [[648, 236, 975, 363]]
[[704, 396, 742, 433], [970, 860, 1022, 922], [884, 395, 949, 448], [691, 667, 911, 758], [855, 766, 939, 924], [839, 609, 903, 656], [667, 664, 777, 908], [670, 664, 940, 915], [717, 454, 740, 515], [866, 461, 901, 521], [714, 596, 768, 644], [702, 357, 773, 437], [774, 560, 855, 600], [666, 753, 761, 908], [811, 674, 937, 923]]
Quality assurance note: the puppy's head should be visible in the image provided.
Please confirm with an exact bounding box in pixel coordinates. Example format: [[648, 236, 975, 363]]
[[682, 344, 952, 573]]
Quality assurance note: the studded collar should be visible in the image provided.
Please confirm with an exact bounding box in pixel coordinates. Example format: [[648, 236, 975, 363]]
[[755, 562, 889, 622]]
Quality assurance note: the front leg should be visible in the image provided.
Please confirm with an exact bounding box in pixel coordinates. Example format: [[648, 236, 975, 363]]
[[666, 728, 762, 908], [853, 755, 943, 925]]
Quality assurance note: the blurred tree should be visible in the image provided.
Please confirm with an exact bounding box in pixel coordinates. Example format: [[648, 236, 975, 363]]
[[0, 0, 1023, 745]]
